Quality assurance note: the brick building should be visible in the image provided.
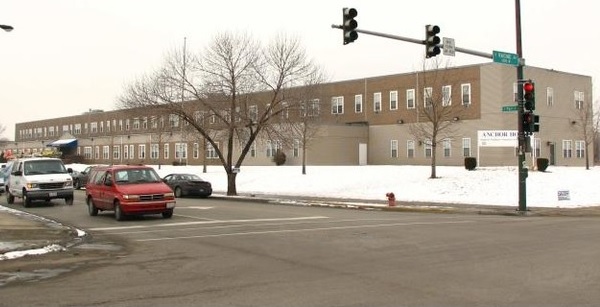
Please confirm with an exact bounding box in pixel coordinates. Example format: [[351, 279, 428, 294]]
[[5, 63, 594, 167]]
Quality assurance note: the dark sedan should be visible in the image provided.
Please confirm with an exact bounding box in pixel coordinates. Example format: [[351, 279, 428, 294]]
[[72, 165, 102, 189], [162, 173, 212, 198]]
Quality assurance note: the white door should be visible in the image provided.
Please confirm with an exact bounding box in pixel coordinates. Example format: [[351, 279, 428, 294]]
[[359, 143, 367, 165]]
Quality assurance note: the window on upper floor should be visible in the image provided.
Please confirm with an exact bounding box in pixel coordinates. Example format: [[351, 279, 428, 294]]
[[389, 91, 398, 110], [442, 85, 452, 107], [332, 96, 344, 115], [461, 83, 471, 106], [574, 91, 584, 109], [355, 94, 363, 113], [406, 89, 415, 109], [423, 87, 433, 108], [546, 87, 554, 107], [374, 92, 382, 112]]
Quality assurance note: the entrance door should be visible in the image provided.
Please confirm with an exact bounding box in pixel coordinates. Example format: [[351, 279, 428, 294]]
[[358, 143, 367, 165], [549, 143, 556, 165]]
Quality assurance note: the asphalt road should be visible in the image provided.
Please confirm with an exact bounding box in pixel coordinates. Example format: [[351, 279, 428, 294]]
[[2, 191, 600, 307]]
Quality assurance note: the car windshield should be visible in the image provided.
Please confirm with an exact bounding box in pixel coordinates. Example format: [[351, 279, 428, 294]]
[[24, 160, 67, 175], [114, 168, 162, 184]]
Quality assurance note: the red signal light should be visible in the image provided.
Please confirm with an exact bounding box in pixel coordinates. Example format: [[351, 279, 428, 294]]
[[523, 82, 534, 93]]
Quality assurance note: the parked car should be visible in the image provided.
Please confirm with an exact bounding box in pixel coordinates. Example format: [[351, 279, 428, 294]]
[[85, 165, 176, 221], [162, 173, 212, 198], [71, 165, 100, 189], [5, 157, 74, 207]]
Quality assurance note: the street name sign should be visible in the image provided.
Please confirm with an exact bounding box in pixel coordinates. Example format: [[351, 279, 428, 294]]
[[501, 105, 518, 112], [493, 50, 519, 66]]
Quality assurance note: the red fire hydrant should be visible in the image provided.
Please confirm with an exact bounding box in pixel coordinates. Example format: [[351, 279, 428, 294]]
[[386, 192, 396, 207]]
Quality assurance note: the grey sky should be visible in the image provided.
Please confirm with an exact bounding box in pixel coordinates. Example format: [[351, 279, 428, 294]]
[[0, 0, 597, 140]]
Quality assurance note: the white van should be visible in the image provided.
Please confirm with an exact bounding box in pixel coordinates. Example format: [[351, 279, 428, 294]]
[[6, 157, 74, 207]]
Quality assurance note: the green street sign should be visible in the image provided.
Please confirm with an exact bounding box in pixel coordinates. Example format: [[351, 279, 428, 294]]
[[493, 50, 519, 66], [501, 105, 518, 112]]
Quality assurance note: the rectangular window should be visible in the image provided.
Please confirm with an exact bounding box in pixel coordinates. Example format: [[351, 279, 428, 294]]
[[462, 138, 471, 157], [281, 102, 289, 119], [443, 139, 451, 157], [562, 140, 572, 158], [129, 145, 134, 160], [175, 143, 187, 159], [461, 83, 471, 106], [249, 105, 258, 122], [123, 144, 129, 159], [133, 118, 140, 130], [206, 142, 219, 159], [442, 85, 452, 106], [331, 96, 344, 115], [575, 140, 585, 158], [374, 92, 382, 112], [142, 117, 148, 130], [164, 143, 169, 159], [91, 122, 98, 133], [355, 94, 363, 113], [534, 138, 541, 158], [406, 89, 415, 109], [308, 99, 320, 117], [112, 145, 120, 160], [407, 140, 415, 158], [138, 144, 146, 159], [424, 87, 433, 108], [546, 87, 554, 107], [95, 146, 100, 160], [424, 140, 432, 158], [390, 140, 398, 158], [169, 114, 179, 127], [293, 139, 300, 157], [389, 91, 398, 110], [84, 146, 92, 159], [574, 91, 584, 109], [250, 142, 256, 157], [125, 119, 130, 131], [151, 144, 160, 160], [102, 146, 110, 160], [193, 143, 199, 159]]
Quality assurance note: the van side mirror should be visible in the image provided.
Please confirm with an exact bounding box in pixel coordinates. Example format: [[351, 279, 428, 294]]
[[12, 170, 22, 176], [104, 178, 113, 186]]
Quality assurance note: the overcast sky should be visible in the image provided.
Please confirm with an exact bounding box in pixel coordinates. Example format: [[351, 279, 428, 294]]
[[0, 0, 597, 140]]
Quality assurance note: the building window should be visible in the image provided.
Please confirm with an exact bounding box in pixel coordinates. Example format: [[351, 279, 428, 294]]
[[424, 140, 432, 158], [374, 92, 382, 112], [119, 120, 123, 131], [169, 114, 179, 127], [91, 122, 98, 133], [574, 91, 584, 109], [175, 143, 187, 160], [546, 87, 554, 107], [193, 143, 199, 159], [125, 119, 130, 131], [84, 146, 92, 159], [102, 146, 110, 160], [406, 89, 415, 109], [424, 87, 433, 108], [389, 91, 398, 110], [164, 143, 169, 159], [123, 144, 129, 159], [442, 139, 451, 157], [331, 96, 344, 115], [462, 138, 471, 157], [293, 139, 300, 157], [129, 145, 134, 160], [95, 146, 100, 160], [308, 99, 320, 117], [206, 142, 219, 159], [151, 144, 160, 160], [142, 117, 148, 130], [442, 85, 452, 106], [461, 83, 471, 106], [281, 102, 289, 119], [133, 118, 140, 130], [74, 124, 81, 135], [390, 140, 398, 158], [407, 140, 415, 158], [250, 142, 256, 157], [575, 140, 585, 158], [534, 138, 541, 158], [112, 145, 120, 160], [138, 144, 146, 159], [355, 94, 363, 113], [249, 105, 258, 122], [562, 140, 572, 158], [266, 140, 282, 157]]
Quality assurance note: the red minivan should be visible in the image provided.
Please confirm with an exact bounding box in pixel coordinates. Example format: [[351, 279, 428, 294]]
[[85, 165, 176, 221]]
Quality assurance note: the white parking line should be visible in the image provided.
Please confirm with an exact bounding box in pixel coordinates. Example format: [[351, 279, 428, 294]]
[[88, 216, 330, 232], [136, 220, 475, 242]]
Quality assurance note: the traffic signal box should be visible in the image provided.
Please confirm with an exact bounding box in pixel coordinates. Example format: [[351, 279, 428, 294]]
[[425, 25, 441, 58], [342, 8, 358, 45]]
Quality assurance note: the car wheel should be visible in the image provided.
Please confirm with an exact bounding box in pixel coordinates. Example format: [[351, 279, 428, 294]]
[[23, 191, 32, 208], [162, 209, 173, 219], [65, 196, 74, 206], [87, 197, 98, 216], [6, 190, 14, 204], [74, 179, 81, 190], [174, 186, 182, 198], [114, 201, 125, 221]]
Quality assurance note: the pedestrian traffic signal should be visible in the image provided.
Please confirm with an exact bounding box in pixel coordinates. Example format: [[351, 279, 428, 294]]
[[523, 81, 535, 111], [342, 8, 358, 45], [425, 25, 441, 58]]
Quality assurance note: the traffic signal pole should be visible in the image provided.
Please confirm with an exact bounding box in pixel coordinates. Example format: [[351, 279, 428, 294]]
[[515, 0, 527, 213]]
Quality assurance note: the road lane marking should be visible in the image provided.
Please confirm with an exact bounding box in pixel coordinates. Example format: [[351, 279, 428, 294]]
[[88, 216, 329, 232], [135, 220, 474, 242]]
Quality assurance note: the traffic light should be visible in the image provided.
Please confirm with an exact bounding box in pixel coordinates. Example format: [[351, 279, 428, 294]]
[[425, 25, 441, 58], [522, 111, 540, 134], [342, 8, 358, 45], [523, 81, 535, 110]]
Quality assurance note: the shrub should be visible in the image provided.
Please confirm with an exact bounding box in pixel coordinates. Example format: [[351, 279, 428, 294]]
[[464, 157, 477, 171], [537, 158, 549, 172], [172, 161, 187, 166], [273, 150, 286, 166]]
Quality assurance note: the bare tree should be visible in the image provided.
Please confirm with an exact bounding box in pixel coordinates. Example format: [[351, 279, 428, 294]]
[[119, 31, 323, 195], [573, 98, 595, 169], [409, 59, 466, 178]]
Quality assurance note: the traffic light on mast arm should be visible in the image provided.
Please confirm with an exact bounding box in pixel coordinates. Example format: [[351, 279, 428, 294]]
[[342, 8, 358, 45], [523, 81, 535, 111], [425, 25, 441, 58]]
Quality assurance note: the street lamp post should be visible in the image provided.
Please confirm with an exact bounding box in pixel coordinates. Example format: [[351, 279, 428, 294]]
[[0, 25, 14, 32]]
